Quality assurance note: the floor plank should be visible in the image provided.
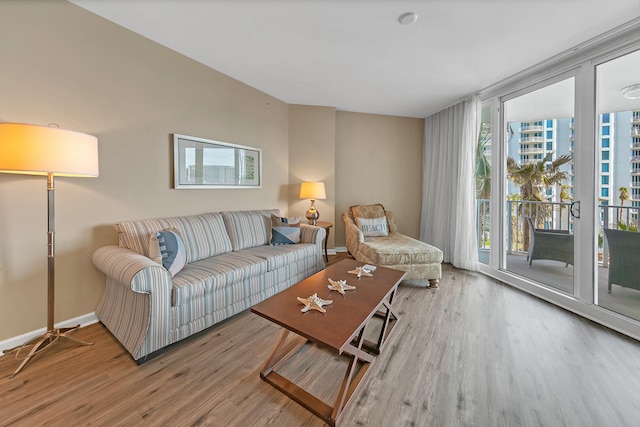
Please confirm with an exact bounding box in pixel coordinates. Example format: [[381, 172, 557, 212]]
[[1, 257, 640, 426]]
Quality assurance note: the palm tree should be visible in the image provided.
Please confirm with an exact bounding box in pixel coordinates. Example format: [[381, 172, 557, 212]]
[[559, 184, 573, 204], [507, 152, 572, 202], [507, 152, 572, 249], [618, 186, 629, 223], [476, 122, 492, 248], [476, 122, 491, 199], [619, 186, 629, 206]]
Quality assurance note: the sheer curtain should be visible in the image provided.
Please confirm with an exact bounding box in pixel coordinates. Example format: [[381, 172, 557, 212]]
[[420, 96, 480, 271]]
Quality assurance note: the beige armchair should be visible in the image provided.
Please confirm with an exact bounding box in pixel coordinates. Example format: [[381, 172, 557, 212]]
[[344, 204, 443, 288]]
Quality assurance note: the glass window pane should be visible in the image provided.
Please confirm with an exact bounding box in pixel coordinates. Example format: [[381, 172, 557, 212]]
[[504, 77, 575, 294], [476, 104, 492, 265], [596, 48, 640, 323]]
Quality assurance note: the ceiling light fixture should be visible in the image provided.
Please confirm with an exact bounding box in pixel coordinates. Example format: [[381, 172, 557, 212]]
[[398, 12, 418, 25], [621, 83, 640, 100]]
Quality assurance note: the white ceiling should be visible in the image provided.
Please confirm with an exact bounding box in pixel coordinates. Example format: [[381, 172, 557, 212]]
[[70, 0, 640, 118]]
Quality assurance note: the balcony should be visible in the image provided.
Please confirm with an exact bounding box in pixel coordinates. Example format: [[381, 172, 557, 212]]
[[476, 200, 640, 321], [520, 137, 544, 144], [520, 125, 544, 132], [519, 147, 545, 155]]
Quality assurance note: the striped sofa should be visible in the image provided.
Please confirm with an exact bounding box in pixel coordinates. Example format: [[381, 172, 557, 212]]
[[92, 209, 326, 363]]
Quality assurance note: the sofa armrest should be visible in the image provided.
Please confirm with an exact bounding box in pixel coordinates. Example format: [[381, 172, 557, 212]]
[[92, 245, 173, 361], [92, 245, 171, 293], [300, 223, 326, 245], [300, 224, 327, 270], [343, 211, 364, 256]]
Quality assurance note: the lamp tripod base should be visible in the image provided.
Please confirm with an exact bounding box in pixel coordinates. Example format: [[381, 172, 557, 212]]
[[3, 325, 93, 378]]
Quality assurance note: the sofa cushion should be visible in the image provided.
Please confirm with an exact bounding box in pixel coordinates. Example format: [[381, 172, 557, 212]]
[[270, 214, 301, 245], [356, 216, 389, 237], [170, 251, 268, 306], [116, 213, 232, 262], [148, 227, 188, 272], [243, 243, 317, 271], [222, 209, 279, 251], [156, 229, 188, 277]]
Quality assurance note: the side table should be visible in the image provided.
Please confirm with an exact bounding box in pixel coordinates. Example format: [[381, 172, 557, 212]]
[[315, 221, 333, 263]]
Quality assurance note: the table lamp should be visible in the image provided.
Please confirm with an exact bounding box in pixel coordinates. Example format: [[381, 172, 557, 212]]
[[299, 181, 326, 225], [0, 122, 99, 378]]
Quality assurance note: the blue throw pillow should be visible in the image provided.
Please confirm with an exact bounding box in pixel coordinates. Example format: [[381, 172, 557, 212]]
[[152, 229, 187, 277], [270, 214, 301, 245]]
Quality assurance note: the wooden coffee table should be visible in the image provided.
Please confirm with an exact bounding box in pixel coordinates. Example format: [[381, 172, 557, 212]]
[[251, 258, 406, 426]]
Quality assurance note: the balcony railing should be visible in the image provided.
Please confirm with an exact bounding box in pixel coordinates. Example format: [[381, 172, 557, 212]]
[[519, 147, 545, 154], [520, 125, 544, 132], [520, 136, 544, 143], [476, 200, 639, 264]]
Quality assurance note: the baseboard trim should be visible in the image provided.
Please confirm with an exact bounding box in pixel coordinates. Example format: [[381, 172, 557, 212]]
[[334, 246, 347, 253], [0, 312, 99, 355]]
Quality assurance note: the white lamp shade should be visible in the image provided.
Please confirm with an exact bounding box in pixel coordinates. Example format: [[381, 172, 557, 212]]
[[0, 123, 99, 177], [299, 181, 326, 200]]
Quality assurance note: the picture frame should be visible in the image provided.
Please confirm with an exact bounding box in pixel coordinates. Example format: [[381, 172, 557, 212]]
[[173, 134, 262, 189]]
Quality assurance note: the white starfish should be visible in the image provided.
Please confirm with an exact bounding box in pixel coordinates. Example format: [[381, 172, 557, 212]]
[[297, 293, 333, 313], [348, 266, 373, 278], [327, 278, 356, 295]]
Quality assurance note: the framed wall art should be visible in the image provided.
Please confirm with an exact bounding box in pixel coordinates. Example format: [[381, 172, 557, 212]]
[[173, 134, 262, 189]]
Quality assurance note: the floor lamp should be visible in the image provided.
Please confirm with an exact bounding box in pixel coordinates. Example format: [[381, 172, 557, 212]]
[[0, 123, 99, 378]]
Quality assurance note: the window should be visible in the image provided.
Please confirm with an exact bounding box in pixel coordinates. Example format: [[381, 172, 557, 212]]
[[602, 113, 610, 123], [546, 120, 553, 127], [602, 126, 610, 136], [602, 151, 610, 160], [546, 130, 553, 139], [602, 163, 609, 172], [602, 138, 610, 148], [547, 142, 553, 150], [602, 188, 609, 197], [602, 176, 609, 185]]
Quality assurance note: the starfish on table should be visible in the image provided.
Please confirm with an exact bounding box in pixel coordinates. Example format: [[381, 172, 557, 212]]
[[348, 266, 373, 278], [297, 293, 333, 313], [327, 278, 356, 295]]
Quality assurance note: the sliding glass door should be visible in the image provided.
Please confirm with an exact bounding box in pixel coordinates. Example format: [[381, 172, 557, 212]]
[[595, 49, 640, 322], [477, 32, 640, 341], [502, 77, 576, 294]]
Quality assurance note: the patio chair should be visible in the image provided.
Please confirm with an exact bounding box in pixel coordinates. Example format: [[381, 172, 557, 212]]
[[603, 228, 640, 293], [526, 216, 574, 267]]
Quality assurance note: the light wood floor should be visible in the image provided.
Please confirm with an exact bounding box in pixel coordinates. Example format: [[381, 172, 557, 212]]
[[2, 255, 640, 426]]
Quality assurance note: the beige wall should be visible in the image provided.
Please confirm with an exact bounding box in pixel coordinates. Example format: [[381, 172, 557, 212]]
[[0, 1, 290, 340], [335, 112, 424, 246], [288, 105, 336, 248], [0, 1, 425, 342]]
